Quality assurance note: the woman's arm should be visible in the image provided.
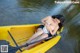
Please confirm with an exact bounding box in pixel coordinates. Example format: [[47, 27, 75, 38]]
[[50, 26, 59, 35], [41, 17, 49, 24], [44, 22, 58, 35]]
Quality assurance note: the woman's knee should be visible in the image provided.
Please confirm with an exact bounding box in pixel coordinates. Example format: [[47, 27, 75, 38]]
[[35, 28, 43, 35], [37, 28, 43, 32], [41, 33, 48, 38]]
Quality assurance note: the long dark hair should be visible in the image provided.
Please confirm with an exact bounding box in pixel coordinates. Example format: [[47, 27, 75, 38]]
[[52, 15, 65, 31]]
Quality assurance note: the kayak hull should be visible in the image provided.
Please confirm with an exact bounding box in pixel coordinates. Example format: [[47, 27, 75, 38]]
[[0, 24, 61, 53]]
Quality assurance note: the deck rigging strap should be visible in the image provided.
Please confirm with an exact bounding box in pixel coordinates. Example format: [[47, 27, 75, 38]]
[[8, 31, 22, 52]]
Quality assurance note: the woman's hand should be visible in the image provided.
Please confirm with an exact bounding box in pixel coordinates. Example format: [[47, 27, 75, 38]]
[[41, 16, 50, 24], [41, 19, 47, 25]]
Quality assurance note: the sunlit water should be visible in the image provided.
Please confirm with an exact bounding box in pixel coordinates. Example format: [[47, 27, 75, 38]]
[[0, 0, 80, 53]]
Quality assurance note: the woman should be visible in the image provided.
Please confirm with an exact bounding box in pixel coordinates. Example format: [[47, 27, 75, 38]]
[[24, 14, 65, 49]]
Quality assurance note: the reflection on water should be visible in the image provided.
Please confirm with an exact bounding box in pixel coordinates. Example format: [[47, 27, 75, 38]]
[[0, 0, 80, 53], [50, 3, 71, 15]]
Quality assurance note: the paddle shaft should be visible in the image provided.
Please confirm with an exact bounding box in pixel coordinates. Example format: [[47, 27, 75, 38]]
[[8, 31, 22, 52]]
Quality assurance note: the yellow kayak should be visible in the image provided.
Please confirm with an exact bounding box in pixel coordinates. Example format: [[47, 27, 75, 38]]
[[0, 24, 62, 53]]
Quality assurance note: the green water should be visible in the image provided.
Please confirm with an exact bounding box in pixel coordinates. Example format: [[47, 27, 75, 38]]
[[0, 0, 80, 53]]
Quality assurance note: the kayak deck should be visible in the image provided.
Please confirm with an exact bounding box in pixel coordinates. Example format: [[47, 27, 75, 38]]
[[0, 24, 61, 53]]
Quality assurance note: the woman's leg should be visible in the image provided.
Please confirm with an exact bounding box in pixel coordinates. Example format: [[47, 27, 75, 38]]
[[27, 28, 44, 43], [26, 33, 48, 49], [22, 28, 43, 46]]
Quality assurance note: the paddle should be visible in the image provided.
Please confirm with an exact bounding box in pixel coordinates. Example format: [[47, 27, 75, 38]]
[[8, 31, 22, 52]]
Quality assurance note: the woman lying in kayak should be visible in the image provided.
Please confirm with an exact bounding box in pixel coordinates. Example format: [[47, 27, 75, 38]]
[[24, 14, 65, 49]]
